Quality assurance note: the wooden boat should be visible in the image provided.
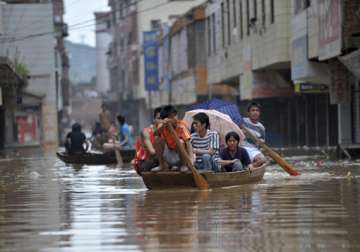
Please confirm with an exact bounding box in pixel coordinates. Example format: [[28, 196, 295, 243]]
[[56, 149, 135, 165], [141, 163, 266, 190]]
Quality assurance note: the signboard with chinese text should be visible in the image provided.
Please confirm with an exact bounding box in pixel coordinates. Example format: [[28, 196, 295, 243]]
[[318, 0, 342, 60], [143, 31, 159, 91], [294, 83, 329, 93], [16, 113, 38, 144]]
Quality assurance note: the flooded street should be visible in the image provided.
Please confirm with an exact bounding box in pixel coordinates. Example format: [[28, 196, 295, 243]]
[[1, 150, 360, 252]]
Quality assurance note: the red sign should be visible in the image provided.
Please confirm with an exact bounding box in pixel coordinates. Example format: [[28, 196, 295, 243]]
[[16, 114, 37, 144]]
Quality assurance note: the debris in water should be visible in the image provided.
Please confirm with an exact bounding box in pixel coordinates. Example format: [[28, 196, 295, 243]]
[[346, 171, 353, 179]]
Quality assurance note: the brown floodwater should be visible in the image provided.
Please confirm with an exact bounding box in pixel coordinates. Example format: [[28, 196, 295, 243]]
[[0, 149, 360, 252]]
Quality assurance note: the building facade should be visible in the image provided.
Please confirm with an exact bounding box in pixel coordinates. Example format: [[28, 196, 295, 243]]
[[289, 0, 360, 153], [106, 0, 358, 152], [108, 0, 206, 133], [0, 1, 65, 146]]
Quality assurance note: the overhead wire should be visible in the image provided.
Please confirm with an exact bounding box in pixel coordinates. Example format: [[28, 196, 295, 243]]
[[0, 0, 175, 44]]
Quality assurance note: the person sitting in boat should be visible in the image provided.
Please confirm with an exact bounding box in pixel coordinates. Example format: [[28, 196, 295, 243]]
[[102, 121, 120, 151], [153, 105, 193, 172], [190, 112, 221, 172], [99, 103, 112, 132], [91, 121, 103, 149], [133, 107, 162, 173], [65, 123, 89, 155], [241, 102, 266, 167], [218, 131, 252, 172], [117, 115, 133, 149]]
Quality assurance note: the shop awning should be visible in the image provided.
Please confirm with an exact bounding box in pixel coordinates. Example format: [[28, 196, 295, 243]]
[[339, 49, 360, 79]]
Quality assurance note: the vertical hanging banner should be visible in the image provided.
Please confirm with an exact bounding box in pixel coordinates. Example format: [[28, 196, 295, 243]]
[[143, 31, 159, 91], [330, 61, 350, 104], [318, 0, 342, 60]]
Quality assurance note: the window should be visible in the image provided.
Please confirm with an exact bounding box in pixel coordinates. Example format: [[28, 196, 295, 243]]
[[116, 1, 121, 22], [120, 2, 124, 19], [233, 0, 237, 27], [151, 19, 161, 30], [227, 0, 231, 45], [212, 13, 216, 53], [262, 0, 265, 26], [239, 0, 243, 39], [221, 2, 225, 47], [112, 10, 117, 25], [270, 0, 274, 23], [207, 17, 211, 56], [294, 0, 311, 15], [246, 0, 250, 35], [120, 37, 125, 52], [106, 20, 111, 29], [253, 0, 257, 20]]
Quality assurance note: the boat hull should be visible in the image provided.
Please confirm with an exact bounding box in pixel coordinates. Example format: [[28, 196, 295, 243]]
[[141, 165, 266, 190], [56, 149, 135, 165]]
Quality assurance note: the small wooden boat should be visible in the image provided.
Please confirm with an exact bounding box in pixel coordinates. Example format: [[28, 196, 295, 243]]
[[56, 149, 135, 165], [141, 163, 266, 190]]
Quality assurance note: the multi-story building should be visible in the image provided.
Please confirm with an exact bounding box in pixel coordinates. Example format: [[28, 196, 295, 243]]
[[95, 11, 112, 96], [151, 3, 237, 113], [107, 0, 138, 129], [201, 0, 347, 150], [106, 0, 358, 153], [108, 0, 206, 132], [0, 0, 68, 147], [291, 0, 360, 155]]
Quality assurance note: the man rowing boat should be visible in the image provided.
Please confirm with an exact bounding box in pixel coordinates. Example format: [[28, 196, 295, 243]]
[[153, 105, 193, 172], [241, 102, 266, 167]]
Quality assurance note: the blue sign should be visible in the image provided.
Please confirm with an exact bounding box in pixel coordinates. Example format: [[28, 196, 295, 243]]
[[143, 31, 159, 91]]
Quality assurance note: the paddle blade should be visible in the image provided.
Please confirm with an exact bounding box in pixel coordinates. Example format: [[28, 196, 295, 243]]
[[273, 156, 300, 176], [265, 147, 300, 176], [240, 126, 300, 176], [191, 169, 209, 190]]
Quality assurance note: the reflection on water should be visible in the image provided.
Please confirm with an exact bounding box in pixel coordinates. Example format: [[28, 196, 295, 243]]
[[0, 150, 360, 251]]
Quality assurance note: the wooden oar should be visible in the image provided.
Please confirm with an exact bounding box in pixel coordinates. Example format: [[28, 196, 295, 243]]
[[166, 122, 209, 190], [240, 125, 300, 176]]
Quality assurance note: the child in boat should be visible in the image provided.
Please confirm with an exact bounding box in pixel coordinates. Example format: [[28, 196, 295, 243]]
[[218, 131, 252, 172], [190, 112, 221, 172], [241, 102, 266, 167], [153, 105, 193, 172], [133, 107, 162, 173], [65, 123, 89, 154]]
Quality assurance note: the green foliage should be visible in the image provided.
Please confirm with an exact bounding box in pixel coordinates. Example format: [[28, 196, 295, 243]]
[[14, 62, 29, 79]]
